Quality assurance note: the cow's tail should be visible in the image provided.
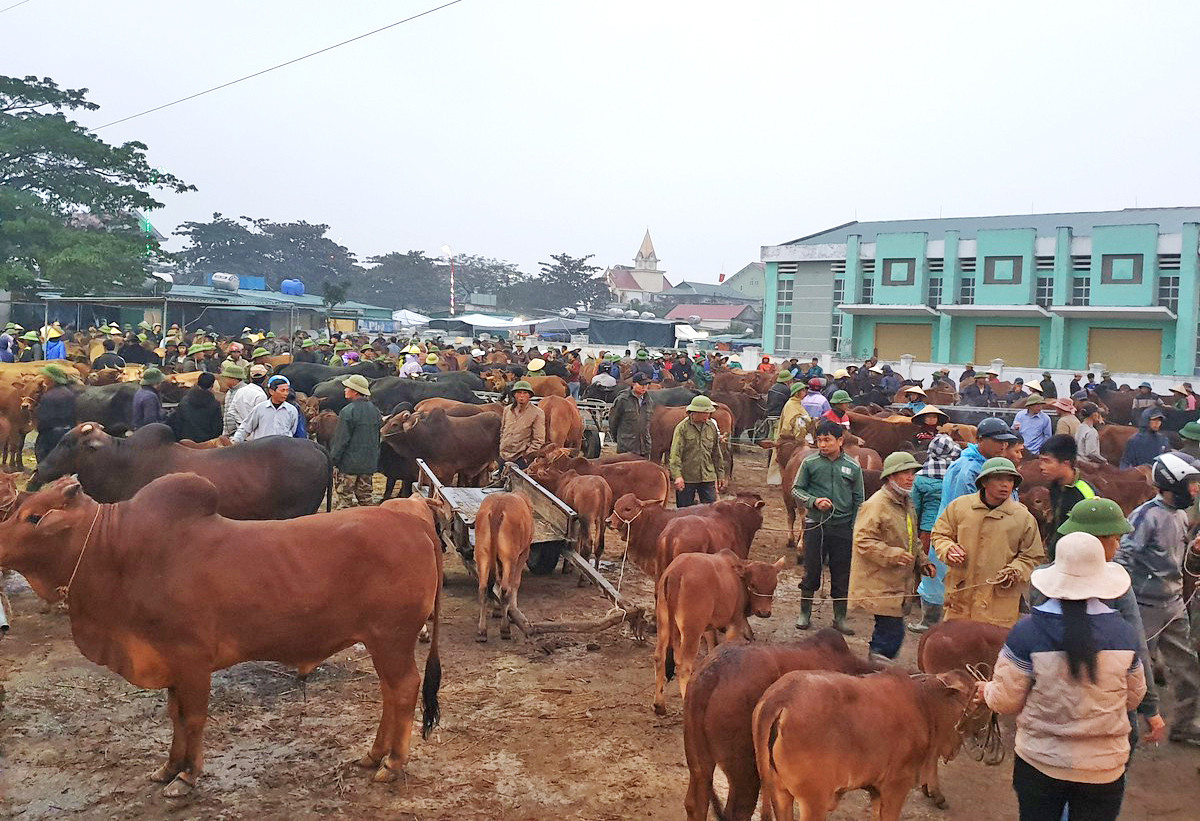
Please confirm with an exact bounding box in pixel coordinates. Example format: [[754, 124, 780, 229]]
[[767, 707, 785, 775], [421, 534, 444, 739], [325, 447, 334, 513], [662, 572, 678, 682]]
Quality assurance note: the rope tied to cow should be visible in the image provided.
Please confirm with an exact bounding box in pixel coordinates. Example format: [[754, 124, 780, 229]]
[[963, 662, 1005, 765], [55, 503, 105, 605]]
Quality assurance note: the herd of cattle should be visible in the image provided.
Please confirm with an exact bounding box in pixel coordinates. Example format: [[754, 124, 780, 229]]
[[0, 355, 1172, 817]]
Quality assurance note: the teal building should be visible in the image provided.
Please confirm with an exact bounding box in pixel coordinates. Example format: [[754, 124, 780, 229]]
[[761, 208, 1200, 376]]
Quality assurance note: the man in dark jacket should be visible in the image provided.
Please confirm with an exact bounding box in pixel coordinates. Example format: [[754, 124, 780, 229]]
[[1038, 371, 1058, 399], [330, 373, 382, 508], [1121, 408, 1171, 469], [91, 338, 126, 370], [765, 370, 792, 417], [34, 365, 77, 463], [168, 371, 223, 443], [960, 374, 996, 407], [608, 372, 654, 456], [131, 368, 165, 430]]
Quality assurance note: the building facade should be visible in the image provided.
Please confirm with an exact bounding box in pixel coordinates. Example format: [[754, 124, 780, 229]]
[[761, 207, 1200, 376], [721, 261, 766, 300]]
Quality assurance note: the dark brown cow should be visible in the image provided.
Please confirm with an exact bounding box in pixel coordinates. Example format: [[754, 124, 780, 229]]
[[1017, 459, 1153, 515], [0, 474, 443, 795], [917, 619, 1008, 675], [654, 496, 765, 578], [648, 403, 734, 475], [847, 411, 919, 455], [1020, 484, 1054, 543], [528, 448, 669, 507], [682, 631, 881, 821], [1094, 386, 1136, 426], [381, 407, 501, 496], [654, 549, 786, 715], [309, 409, 339, 449], [539, 394, 583, 452], [474, 492, 535, 642], [532, 467, 613, 568], [1099, 423, 1138, 465], [607, 492, 765, 578], [33, 422, 331, 519], [711, 389, 767, 439], [753, 668, 984, 820]]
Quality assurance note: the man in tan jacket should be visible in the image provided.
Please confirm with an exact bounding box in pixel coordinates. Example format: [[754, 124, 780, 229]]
[[933, 457, 1045, 627], [498, 380, 545, 472], [850, 452, 937, 660]]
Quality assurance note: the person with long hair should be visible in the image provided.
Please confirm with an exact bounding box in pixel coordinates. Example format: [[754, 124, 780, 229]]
[[982, 532, 1146, 821]]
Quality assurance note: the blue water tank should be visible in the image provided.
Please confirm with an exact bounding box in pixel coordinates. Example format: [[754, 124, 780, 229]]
[[281, 279, 305, 296]]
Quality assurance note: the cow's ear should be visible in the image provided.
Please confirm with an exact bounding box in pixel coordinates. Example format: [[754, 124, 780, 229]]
[[62, 481, 81, 500], [755, 499, 766, 509], [772, 556, 786, 570], [936, 672, 973, 697]]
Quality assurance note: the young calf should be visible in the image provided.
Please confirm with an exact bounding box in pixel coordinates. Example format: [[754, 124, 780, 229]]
[[654, 549, 786, 716], [531, 467, 614, 569], [474, 492, 535, 642]]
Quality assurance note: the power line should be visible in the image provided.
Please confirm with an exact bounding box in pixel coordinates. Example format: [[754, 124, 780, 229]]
[[0, 0, 37, 14], [92, 0, 465, 132]]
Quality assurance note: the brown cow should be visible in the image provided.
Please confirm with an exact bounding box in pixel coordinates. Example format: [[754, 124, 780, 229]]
[[1099, 423, 1138, 465], [309, 409, 339, 449], [917, 619, 1008, 675], [539, 394, 583, 451], [847, 411, 919, 455], [533, 467, 613, 568], [1020, 484, 1053, 543], [682, 631, 881, 821], [654, 496, 765, 579], [607, 492, 765, 577], [654, 549, 786, 715], [1017, 459, 1153, 515], [414, 397, 503, 417], [474, 491, 535, 642], [711, 388, 767, 440], [752, 668, 983, 820], [0, 474, 443, 795], [529, 449, 669, 507], [648, 403, 734, 476], [381, 408, 501, 495]]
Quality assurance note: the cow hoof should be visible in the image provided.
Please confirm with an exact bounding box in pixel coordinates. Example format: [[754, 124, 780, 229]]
[[149, 764, 179, 783], [161, 774, 195, 799], [355, 754, 382, 769], [372, 764, 398, 783], [475, 633, 488, 643], [653, 703, 667, 717], [500, 631, 512, 641]]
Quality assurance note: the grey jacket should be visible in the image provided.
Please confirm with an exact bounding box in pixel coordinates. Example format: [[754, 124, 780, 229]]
[[1117, 496, 1200, 611], [608, 389, 653, 456]]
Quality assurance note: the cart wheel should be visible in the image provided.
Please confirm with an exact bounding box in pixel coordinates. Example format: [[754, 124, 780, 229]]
[[582, 429, 601, 459], [527, 544, 563, 575]]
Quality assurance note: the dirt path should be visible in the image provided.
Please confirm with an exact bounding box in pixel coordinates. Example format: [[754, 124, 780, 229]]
[[2, 450, 1199, 819]]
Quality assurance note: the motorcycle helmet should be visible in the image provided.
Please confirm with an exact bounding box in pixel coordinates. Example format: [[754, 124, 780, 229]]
[[1151, 453, 1200, 509]]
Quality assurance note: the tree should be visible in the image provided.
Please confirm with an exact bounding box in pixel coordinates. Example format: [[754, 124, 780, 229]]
[[174, 214, 360, 292], [321, 278, 351, 329], [0, 74, 193, 293], [502, 253, 609, 312], [357, 250, 446, 311]]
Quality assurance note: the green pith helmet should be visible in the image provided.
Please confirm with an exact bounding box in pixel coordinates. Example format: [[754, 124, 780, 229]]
[[974, 457, 1022, 488], [219, 361, 247, 380], [511, 380, 534, 394], [880, 452, 922, 479], [1181, 421, 1200, 442], [186, 343, 206, 355], [686, 395, 717, 413], [251, 347, 270, 359], [333, 342, 350, 352], [789, 382, 808, 396], [636, 349, 649, 360], [301, 339, 315, 348], [265, 331, 276, 338], [776, 371, 792, 383], [20, 331, 38, 341], [829, 390, 852, 404], [1058, 497, 1133, 536], [140, 367, 165, 386]]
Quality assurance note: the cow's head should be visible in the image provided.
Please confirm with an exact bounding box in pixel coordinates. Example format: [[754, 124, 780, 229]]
[[731, 552, 786, 618], [0, 476, 92, 602], [607, 493, 664, 530], [33, 423, 111, 485], [932, 668, 994, 762], [380, 410, 411, 441]]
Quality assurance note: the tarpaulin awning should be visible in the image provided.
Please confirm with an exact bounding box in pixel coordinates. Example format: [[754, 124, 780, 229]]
[[588, 318, 677, 348], [391, 309, 432, 325]]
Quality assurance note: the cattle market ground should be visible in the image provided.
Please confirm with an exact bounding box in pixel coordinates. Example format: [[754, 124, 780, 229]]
[[3, 450, 1200, 820]]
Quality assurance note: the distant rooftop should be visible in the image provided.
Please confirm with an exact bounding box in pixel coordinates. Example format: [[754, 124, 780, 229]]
[[782, 206, 1200, 246], [661, 280, 755, 300]]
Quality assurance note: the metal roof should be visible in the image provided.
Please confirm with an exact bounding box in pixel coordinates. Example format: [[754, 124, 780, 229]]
[[782, 206, 1200, 246], [38, 283, 390, 318]]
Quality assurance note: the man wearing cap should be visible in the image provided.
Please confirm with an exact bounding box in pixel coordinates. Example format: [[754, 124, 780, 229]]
[[609, 373, 654, 457], [1011, 395, 1051, 455], [1120, 407, 1170, 469], [218, 361, 266, 437], [231, 375, 298, 443], [630, 349, 654, 381], [959, 362, 976, 383], [34, 365, 77, 463], [960, 373, 996, 407], [1130, 382, 1160, 419], [669, 395, 727, 508], [1099, 371, 1118, 392], [1038, 371, 1058, 399], [1117, 453, 1200, 745], [17, 330, 43, 362], [765, 370, 792, 418], [929, 368, 954, 392], [932, 457, 1045, 627], [131, 368, 166, 431], [329, 374, 382, 508], [850, 452, 936, 660], [1068, 372, 1083, 396], [1000, 377, 1028, 407], [1075, 402, 1107, 467], [421, 353, 441, 375], [825, 368, 853, 399], [497, 381, 545, 474], [899, 386, 928, 415], [1178, 421, 1200, 462], [291, 338, 318, 364]]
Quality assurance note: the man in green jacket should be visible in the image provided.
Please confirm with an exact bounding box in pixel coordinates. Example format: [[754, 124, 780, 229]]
[[668, 395, 728, 507], [330, 374, 382, 508], [792, 419, 865, 633]]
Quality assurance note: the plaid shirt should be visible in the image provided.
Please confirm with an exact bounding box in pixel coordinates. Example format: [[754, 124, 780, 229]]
[[917, 433, 960, 480]]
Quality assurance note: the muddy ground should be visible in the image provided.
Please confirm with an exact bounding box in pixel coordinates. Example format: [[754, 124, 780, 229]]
[[3, 449, 1199, 819]]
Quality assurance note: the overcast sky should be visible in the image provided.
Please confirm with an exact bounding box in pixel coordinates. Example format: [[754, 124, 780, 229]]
[[6, 0, 1200, 284]]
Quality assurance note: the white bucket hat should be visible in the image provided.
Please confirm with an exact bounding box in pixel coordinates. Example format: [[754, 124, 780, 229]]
[[1030, 532, 1131, 601]]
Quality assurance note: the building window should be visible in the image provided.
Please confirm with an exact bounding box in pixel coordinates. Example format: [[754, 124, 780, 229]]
[[1158, 253, 1181, 271], [1101, 253, 1144, 284], [1035, 255, 1055, 272], [1159, 275, 1180, 313], [831, 260, 847, 275], [776, 278, 794, 307], [927, 277, 942, 308], [959, 277, 975, 305], [960, 257, 977, 274], [833, 278, 845, 306], [861, 278, 875, 305], [774, 312, 792, 353], [983, 255, 1024, 285], [1070, 276, 1090, 306], [881, 257, 916, 286], [928, 257, 945, 274], [1071, 255, 1091, 273], [1035, 276, 1054, 308], [831, 313, 843, 353]]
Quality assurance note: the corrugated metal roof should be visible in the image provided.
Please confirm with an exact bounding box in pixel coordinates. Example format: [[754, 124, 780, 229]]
[[39, 283, 389, 318], [782, 206, 1200, 246]]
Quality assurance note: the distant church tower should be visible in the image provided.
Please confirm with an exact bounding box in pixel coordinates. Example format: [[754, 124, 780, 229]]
[[605, 229, 670, 304], [634, 229, 658, 271]]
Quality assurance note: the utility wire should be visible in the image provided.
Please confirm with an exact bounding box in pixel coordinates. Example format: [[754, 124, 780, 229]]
[[92, 0, 465, 132], [0, 0, 36, 14]]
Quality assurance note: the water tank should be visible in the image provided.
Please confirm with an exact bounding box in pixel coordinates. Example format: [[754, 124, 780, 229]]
[[281, 279, 305, 296], [624, 309, 640, 318], [607, 307, 624, 317], [211, 273, 239, 292], [639, 311, 655, 320], [688, 314, 702, 326]]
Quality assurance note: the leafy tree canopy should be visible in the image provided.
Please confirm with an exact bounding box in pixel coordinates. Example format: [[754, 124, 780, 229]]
[[0, 75, 193, 293], [356, 251, 526, 312], [174, 214, 360, 293], [502, 253, 609, 312]]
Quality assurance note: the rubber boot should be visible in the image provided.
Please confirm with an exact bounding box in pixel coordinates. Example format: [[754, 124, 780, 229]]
[[907, 602, 943, 634], [795, 594, 813, 630], [832, 601, 855, 636]]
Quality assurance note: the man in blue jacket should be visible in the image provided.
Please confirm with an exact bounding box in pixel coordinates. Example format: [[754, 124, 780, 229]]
[[1120, 408, 1170, 469]]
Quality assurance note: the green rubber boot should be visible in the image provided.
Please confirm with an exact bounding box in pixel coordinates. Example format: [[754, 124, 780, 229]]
[[832, 601, 856, 636], [795, 594, 813, 630]]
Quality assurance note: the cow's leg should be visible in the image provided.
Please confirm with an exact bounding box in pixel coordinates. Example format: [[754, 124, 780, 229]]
[[919, 755, 947, 808], [874, 780, 910, 821], [503, 566, 533, 638], [476, 555, 493, 643], [161, 674, 211, 798], [381, 476, 396, 501], [653, 598, 672, 716], [722, 758, 763, 821], [357, 677, 396, 769], [150, 688, 186, 783], [677, 628, 702, 701], [368, 644, 422, 783], [764, 782, 795, 821]]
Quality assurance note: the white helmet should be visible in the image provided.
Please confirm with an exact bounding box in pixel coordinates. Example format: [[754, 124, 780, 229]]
[[1152, 453, 1200, 498]]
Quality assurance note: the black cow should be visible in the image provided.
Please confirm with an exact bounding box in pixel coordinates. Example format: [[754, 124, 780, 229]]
[[275, 361, 388, 395], [312, 376, 483, 413]]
